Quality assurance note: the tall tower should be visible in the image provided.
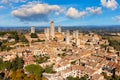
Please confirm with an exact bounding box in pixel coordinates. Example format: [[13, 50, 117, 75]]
[[44, 28, 47, 34], [76, 39, 80, 47], [75, 30, 79, 47], [75, 30, 79, 39], [73, 31, 75, 38], [58, 25, 61, 33], [50, 21, 55, 38], [46, 28, 50, 40], [44, 28, 50, 40], [66, 30, 70, 45], [31, 26, 35, 33]]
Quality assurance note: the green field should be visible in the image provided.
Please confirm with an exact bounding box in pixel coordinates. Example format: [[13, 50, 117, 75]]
[[103, 35, 120, 51]]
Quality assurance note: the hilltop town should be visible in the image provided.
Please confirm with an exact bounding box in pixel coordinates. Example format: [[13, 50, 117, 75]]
[[0, 21, 120, 80]]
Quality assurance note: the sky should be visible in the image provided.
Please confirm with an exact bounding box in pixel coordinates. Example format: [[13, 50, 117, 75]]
[[0, 0, 120, 27]]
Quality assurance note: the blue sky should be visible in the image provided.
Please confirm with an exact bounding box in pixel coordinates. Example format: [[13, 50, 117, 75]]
[[0, 0, 120, 26]]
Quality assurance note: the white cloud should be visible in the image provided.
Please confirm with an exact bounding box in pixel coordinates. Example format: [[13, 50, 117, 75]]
[[86, 7, 102, 14], [20, 0, 26, 2], [0, 0, 27, 4], [1, 0, 10, 4], [0, 6, 5, 9], [55, 8, 66, 15], [11, 3, 62, 22], [13, 0, 26, 3], [66, 7, 87, 19], [114, 16, 120, 22], [101, 0, 118, 10]]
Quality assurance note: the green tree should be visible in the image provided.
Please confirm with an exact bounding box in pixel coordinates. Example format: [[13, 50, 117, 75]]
[[3, 61, 11, 70], [8, 32, 19, 42], [80, 77, 87, 80], [25, 64, 44, 78], [45, 65, 56, 73], [66, 76, 75, 80], [10, 69, 25, 80], [101, 72, 111, 80], [66, 76, 80, 80], [0, 42, 2, 47], [0, 32, 6, 36], [0, 58, 3, 63], [0, 59, 12, 71], [30, 33, 38, 38], [109, 40, 120, 51], [0, 58, 4, 70], [34, 55, 49, 64], [19, 34, 28, 43], [11, 56, 24, 71]]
